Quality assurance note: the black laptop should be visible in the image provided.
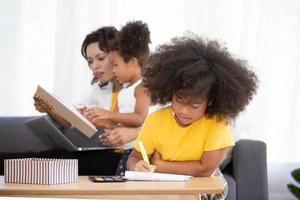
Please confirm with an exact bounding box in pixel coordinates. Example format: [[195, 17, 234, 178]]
[[25, 116, 116, 151]]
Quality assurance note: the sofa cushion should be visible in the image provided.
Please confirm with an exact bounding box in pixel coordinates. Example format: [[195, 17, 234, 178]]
[[0, 116, 51, 153]]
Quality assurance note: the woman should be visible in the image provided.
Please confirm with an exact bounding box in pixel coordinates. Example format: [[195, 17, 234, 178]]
[[33, 26, 124, 175], [34, 26, 122, 129]]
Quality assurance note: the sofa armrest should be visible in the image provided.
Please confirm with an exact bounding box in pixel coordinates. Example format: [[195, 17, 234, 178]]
[[232, 139, 268, 200]]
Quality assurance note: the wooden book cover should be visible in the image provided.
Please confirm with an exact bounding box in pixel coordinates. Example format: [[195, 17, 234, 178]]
[[35, 85, 97, 138]]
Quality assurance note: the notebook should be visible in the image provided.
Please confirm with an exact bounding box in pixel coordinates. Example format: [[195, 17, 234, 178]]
[[25, 116, 117, 151], [124, 171, 192, 181], [35, 85, 97, 138]]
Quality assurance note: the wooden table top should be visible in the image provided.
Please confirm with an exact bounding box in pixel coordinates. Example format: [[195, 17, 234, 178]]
[[0, 176, 224, 196]]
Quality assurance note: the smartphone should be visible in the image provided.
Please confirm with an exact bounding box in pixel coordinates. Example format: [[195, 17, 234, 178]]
[[88, 176, 127, 182]]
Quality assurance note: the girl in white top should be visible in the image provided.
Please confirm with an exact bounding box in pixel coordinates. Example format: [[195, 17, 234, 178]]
[[85, 21, 152, 176], [85, 21, 152, 150]]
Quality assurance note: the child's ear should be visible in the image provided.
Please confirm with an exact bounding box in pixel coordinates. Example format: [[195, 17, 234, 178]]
[[129, 57, 139, 68]]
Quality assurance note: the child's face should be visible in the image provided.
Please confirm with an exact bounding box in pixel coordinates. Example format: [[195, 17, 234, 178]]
[[109, 51, 132, 84], [171, 91, 208, 127], [86, 42, 114, 83]]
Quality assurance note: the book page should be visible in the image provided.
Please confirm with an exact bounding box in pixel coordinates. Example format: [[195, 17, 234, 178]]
[[124, 171, 192, 181], [35, 85, 97, 138]]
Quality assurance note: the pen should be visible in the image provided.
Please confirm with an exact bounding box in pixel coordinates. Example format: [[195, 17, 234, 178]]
[[138, 141, 150, 164]]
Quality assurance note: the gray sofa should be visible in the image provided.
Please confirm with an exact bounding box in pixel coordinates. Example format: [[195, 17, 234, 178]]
[[0, 116, 268, 200], [0, 116, 122, 176]]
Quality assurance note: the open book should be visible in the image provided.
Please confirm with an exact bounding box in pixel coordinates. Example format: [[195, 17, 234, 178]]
[[35, 85, 97, 138], [124, 171, 192, 181]]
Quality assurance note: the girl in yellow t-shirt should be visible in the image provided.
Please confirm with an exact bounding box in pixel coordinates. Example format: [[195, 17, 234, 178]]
[[127, 36, 258, 200]]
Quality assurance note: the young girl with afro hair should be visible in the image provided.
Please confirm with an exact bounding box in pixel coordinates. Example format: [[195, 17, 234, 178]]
[[127, 35, 258, 199]]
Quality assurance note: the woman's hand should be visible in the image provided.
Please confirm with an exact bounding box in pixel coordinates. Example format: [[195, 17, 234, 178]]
[[33, 94, 52, 113], [99, 127, 137, 147], [134, 160, 156, 173]]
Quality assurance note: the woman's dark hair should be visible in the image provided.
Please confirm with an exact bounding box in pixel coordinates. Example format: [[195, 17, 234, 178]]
[[81, 26, 118, 85], [143, 35, 258, 120], [114, 20, 151, 68]]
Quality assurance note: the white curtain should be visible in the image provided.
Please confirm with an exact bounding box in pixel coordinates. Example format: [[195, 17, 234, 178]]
[[0, 0, 299, 162]]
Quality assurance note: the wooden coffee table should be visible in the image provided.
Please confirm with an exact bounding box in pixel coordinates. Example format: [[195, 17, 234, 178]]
[[0, 176, 224, 200]]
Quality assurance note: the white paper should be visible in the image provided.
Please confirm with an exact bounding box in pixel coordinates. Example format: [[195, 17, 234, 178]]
[[36, 85, 97, 138], [124, 171, 192, 181]]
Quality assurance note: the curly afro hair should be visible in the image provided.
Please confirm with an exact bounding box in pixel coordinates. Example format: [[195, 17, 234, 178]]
[[116, 20, 151, 68], [143, 35, 258, 120]]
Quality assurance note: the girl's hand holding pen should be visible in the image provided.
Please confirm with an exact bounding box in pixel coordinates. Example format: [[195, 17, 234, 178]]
[[134, 160, 156, 173], [134, 141, 156, 173]]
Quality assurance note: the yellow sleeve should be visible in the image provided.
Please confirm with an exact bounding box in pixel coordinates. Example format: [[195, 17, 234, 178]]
[[204, 121, 234, 151], [133, 115, 155, 155]]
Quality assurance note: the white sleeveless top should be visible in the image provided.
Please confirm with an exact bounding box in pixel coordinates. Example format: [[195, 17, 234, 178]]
[[82, 82, 113, 110], [118, 79, 142, 113], [117, 79, 142, 149]]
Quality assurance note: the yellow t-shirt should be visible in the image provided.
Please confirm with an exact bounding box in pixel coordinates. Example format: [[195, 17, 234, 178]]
[[134, 106, 234, 161], [109, 91, 119, 112]]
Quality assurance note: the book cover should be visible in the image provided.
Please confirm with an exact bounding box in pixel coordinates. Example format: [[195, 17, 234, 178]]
[[36, 85, 97, 138]]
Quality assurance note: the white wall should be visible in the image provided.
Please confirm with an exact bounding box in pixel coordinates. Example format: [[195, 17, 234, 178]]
[[268, 162, 299, 200]]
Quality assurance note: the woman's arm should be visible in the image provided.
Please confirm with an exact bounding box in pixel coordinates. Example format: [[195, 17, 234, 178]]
[[150, 147, 230, 177]]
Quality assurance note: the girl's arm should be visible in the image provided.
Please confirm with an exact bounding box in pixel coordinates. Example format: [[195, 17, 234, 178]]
[[151, 147, 230, 177], [126, 149, 143, 170], [87, 84, 151, 127], [109, 84, 151, 127]]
